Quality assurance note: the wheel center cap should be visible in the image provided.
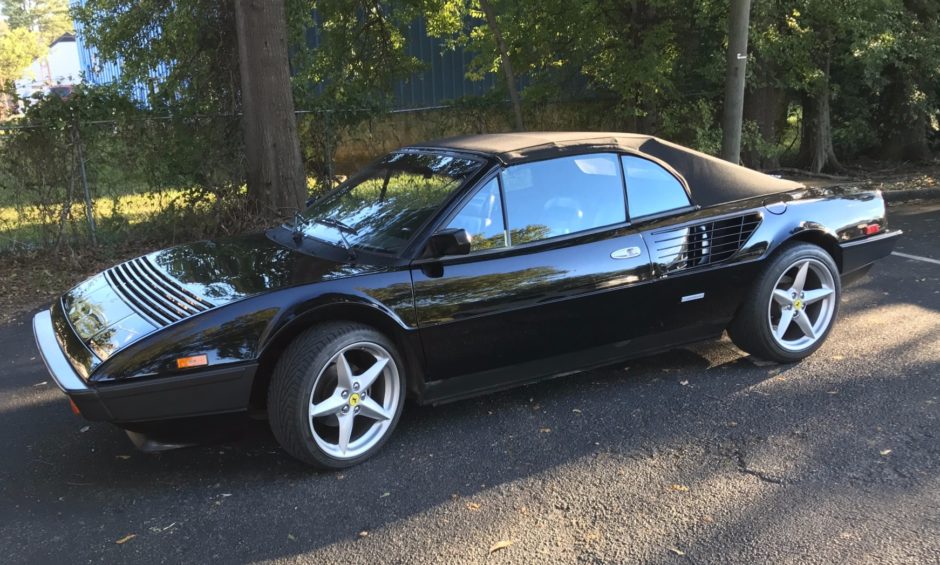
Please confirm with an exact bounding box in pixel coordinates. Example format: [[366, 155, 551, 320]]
[[348, 393, 361, 407], [793, 299, 804, 311]]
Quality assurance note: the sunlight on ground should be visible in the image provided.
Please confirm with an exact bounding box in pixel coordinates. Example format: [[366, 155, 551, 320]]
[[0, 189, 190, 236]]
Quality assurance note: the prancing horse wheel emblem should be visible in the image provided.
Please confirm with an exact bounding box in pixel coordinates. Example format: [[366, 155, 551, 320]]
[[348, 393, 361, 407], [793, 299, 804, 311]]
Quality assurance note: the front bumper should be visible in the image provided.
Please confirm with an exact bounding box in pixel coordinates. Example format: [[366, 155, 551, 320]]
[[33, 309, 257, 423], [840, 229, 902, 274], [33, 309, 108, 418]]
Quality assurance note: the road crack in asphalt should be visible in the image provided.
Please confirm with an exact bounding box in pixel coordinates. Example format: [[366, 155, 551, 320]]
[[732, 450, 787, 485]]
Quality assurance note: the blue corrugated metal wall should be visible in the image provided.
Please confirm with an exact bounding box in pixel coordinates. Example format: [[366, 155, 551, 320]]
[[71, 0, 171, 103], [395, 18, 497, 108], [73, 1, 497, 109]]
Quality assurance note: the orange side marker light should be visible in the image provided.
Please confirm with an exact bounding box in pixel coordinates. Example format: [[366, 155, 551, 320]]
[[176, 355, 209, 369]]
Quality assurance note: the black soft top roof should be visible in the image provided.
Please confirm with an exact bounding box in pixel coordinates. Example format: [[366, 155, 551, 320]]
[[408, 132, 803, 207]]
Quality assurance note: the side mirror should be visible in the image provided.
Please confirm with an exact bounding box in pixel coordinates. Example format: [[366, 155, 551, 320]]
[[426, 228, 471, 258]]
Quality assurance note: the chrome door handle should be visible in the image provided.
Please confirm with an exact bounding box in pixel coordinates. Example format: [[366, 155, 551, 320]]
[[610, 246, 641, 259]]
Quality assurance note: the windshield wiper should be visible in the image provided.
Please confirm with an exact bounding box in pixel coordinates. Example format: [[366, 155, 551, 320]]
[[285, 213, 357, 260], [290, 212, 310, 244], [312, 217, 358, 260], [313, 217, 359, 236]]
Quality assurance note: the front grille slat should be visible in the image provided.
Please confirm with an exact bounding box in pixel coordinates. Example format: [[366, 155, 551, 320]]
[[115, 263, 185, 322], [136, 257, 214, 310], [126, 260, 205, 314], [653, 213, 762, 274], [104, 256, 215, 327], [104, 269, 175, 326]]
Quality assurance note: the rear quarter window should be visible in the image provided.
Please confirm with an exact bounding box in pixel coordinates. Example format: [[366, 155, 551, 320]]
[[622, 155, 690, 218]]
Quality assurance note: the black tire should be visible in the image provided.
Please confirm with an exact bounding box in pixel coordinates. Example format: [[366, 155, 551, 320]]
[[267, 321, 406, 469], [728, 242, 841, 363]]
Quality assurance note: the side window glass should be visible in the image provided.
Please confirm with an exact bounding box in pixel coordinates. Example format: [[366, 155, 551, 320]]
[[621, 155, 690, 218], [501, 154, 626, 245], [445, 178, 508, 251]]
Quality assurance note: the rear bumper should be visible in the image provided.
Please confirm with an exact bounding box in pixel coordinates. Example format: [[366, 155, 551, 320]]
[[840, 230, 902, 274], [33, 309, 257, 423]]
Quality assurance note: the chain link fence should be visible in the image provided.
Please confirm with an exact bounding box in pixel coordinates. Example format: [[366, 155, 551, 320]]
[[0, 99, 631, 255]]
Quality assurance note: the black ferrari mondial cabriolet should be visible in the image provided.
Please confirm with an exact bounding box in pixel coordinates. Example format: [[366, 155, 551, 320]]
[[34, 132, 900, 468]]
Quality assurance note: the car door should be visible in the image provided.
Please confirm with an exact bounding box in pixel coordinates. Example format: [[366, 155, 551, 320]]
[[622, 154, 763, 340], [411, 153, 657, 391]]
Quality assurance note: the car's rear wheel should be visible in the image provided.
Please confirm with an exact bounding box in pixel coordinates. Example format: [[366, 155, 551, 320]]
[[728, 242, 840, 363], [268, 322, 405, 469]]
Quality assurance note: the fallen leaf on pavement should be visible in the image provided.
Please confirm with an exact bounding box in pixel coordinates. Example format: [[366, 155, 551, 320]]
[[669, 547, 686, 556], [466, 502, 481, 511], [358, 531, 369, 538], [880, 449, 892, 456], [380, 492, 390, 498], [679, 380, 689, 386], [287, 534, 296, 541], [671, 484, 689, 492], [115, 534, 136, 545], [539, 428, 552, 433], [489, 540, 513, 553], [582, 530, 601, 542]]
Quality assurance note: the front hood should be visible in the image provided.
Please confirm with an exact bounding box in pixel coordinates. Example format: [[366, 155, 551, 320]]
[[61, 232, 379, 361]]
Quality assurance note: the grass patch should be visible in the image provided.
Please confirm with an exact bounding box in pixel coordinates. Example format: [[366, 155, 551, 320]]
[[0, 188, 212, 251]]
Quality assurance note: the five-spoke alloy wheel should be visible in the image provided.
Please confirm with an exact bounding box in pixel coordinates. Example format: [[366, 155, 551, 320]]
[[268, 322, 405, 469], [729, 242, 841, 363], [308, 342, 400, 459], [767, 258, 837, 352]]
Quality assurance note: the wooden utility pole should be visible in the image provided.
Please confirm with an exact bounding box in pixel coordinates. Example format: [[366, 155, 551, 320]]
[[233, 0, 307, 216], [721, 0, 751, 164], [479, 0, 525, 132]]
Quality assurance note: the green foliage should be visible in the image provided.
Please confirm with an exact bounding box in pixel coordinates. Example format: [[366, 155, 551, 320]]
[[4, 0, 940, 254], [72, 0, 243, 115], [0, 22, 43, 88], [425, 0, 728, 144], [1, 0, 72, 45], [0, 84, 256, 252]]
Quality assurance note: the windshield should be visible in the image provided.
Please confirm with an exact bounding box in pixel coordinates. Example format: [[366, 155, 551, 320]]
[[298, 152, 483, 255]]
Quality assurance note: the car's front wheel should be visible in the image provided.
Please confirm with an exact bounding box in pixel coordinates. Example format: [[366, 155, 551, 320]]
[[729, 242, 841, 363], [268, 322, 405, 468]]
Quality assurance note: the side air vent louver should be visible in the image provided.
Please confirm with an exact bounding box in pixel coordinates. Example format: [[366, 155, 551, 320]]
[[652, 212, 762, 274], [104, 256, 214, 327]]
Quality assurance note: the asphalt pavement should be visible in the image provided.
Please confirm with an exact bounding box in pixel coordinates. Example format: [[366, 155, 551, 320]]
[[1, 202, 938, 564]]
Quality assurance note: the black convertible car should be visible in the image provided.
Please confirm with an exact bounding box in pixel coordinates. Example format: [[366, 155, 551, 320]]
[[34, 132, 899, 468]]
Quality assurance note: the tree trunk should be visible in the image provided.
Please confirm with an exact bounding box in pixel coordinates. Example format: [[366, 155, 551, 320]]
[[798, 51, 841, 173], [721, 0, 752, 163], [233, 0, 307, 217], [743, 83, 787, 169], [479, 0, 525, 132], [878, 64, 931, 162]]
